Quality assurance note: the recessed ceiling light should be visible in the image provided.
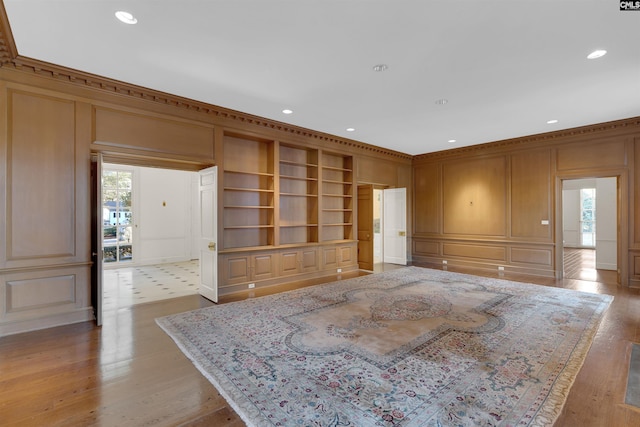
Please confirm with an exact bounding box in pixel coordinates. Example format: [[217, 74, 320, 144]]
[[547, 119, 559, 124], [435, 99, 449, 105], [115, 11, 138, 24], [448, 139, 457, 143], [587, 49, 607, 59], [372, 64, 388, 72], [282, 109, 293, 115], [346, 128, 355, 132]]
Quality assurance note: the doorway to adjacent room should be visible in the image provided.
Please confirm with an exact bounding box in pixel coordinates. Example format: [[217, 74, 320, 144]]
[[357, 185, 407, 271], [91, 156, 217, 325], [561, 177, 618, 283]]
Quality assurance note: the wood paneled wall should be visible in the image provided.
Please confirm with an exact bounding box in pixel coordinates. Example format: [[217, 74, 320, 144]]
[[0, 63, 411, 336], [0, 86, 93, 335], [413, 121, 640, 285]]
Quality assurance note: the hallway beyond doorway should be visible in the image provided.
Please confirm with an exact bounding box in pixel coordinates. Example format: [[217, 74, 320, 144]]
[[103, 260, 199, 309], [563, 248, 617, 283]]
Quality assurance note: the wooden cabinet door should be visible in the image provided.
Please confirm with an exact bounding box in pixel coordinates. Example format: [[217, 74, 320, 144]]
[[252, 253, 276, 281], [338, 244, 356, 267], [300, 248, 319, 273], [321, 246, 339, 271], [222, 254, 251, 285], [280, 250, 301, 276]]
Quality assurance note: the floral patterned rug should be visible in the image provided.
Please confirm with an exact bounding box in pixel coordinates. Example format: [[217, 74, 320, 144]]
[[156, 267, 612, 426]]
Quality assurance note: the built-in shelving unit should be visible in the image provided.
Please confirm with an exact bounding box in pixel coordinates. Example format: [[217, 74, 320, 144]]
[[279, 144, 319, 245], [220, 137, 357, 294], [222, 134, 274, 249], [321, 152, 353, 241]]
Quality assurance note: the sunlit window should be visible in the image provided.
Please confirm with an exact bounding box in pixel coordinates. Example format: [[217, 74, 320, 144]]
[[580, 188, 595, 247], [103, 168, 134, 263]]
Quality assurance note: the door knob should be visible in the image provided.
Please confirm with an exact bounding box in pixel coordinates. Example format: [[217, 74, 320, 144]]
[[208, 242, 216, 251], [398, 231, 406, 237]]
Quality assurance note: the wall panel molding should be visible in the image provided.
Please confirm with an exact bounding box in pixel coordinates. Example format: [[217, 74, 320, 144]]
[[93, 106, 215, 161], [5, 89, 76, 262], [0, 264, 91, 335], [442, 156, 507, 237]]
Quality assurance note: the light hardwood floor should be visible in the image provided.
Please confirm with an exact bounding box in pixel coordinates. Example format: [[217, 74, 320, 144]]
[[1, 262, 639, 426]]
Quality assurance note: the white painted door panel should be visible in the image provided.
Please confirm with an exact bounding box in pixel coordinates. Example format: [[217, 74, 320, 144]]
[[383, 188, 407, 265], [198, 166, 218, 302]]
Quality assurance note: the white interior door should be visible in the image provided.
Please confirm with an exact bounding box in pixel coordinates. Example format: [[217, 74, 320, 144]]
[[198, 166, 218, 302], [383, 188, 407, 265]]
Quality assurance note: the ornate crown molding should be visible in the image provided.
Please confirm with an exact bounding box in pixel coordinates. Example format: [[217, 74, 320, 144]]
[[0, 4, 411, 161], [1, 3, 636, 164], [0, 1, 17, 65], [413, 116, 640, 162]]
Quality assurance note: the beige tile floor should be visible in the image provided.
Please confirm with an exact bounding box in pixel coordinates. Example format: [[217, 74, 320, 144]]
[[103, 260, 200, 308], [102, 261, 402, 308]]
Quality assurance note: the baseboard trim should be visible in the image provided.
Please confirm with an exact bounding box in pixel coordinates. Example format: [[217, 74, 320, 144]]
[[0, 307, 94, 337]]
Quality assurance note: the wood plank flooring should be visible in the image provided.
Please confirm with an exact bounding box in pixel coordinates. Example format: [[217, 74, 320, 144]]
[[563, 247, 618, 283], [1, 261, 639, 426]]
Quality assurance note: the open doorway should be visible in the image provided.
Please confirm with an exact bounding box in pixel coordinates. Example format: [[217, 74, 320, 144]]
[[357, 186, 407, 271], [561, 177, 617, 282], [100, 162, 202, 309]]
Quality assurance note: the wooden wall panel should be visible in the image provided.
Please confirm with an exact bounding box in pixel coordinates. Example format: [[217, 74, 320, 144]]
[[414, 165, 439, 234], [357, 156, 397, 185], [510, 247, 553, 266], [511, 149, 552, 239], [413, 240, 439, 256], [6, 274, 75, 313], [557, 138, 626, 171], [635, 138, 640, 245], [0, 266, 91, 334], [633, 254, 640, 278], [442, 156, 506, 236], [93, 107, 214, 161], [442, 243, 506, 261], [6, 90, 76, 261]]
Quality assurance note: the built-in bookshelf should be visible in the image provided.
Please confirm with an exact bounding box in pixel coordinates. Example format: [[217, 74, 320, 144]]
[[219, 138, 358, 294], [321, 152, 353, 241], [279, 144, 319, 245], [222, 134, 274, 249]]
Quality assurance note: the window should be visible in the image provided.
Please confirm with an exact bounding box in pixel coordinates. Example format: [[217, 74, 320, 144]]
[[580, 188, 595, 247], [103, 168, 133, 263]]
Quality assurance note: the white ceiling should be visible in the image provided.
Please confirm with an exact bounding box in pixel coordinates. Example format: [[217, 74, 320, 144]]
[[4, 0, 640, 155]]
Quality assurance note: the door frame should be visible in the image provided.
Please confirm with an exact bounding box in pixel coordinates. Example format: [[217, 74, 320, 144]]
[[90, 153, 103, 325], [90, 151, 216, 322], [554, 170, 626, 285]]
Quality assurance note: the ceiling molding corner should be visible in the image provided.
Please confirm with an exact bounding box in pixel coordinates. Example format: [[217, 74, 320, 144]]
[[0, 1, 18, 65]]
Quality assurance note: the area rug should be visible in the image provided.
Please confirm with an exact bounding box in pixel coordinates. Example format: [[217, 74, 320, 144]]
[[156, 267, 613, 426], [626, 343, 640, 408]]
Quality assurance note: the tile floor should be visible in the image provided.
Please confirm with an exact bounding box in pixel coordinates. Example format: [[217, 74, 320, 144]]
[[102, 261, 402, 308], [103, 260, 200, 308]]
